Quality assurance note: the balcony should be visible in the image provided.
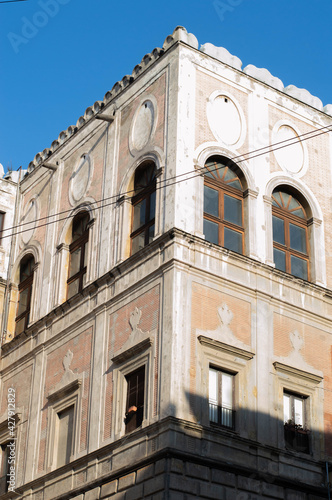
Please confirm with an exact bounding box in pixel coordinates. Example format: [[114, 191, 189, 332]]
[[209, 403, 235, 430], [284, 423, 310, 454]]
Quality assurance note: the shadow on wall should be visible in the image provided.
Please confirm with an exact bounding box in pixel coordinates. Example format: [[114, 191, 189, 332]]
[[178, 388, 332, 494]]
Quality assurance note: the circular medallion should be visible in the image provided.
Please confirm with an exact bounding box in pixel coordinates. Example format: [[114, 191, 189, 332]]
[[131, 100, 155, 152], [70, 154, 92, 203], [207, 93, 245, 147], [273, 125, 304, 175], [21, 199, 37, 244]]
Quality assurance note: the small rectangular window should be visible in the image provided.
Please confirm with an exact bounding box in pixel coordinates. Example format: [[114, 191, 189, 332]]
[[0, 212, 4, 245], [209, 367, 235, 429], [283, 392, 309, 453], [125, 366, 145, 434], [0, 443, 10, 494], [56, 405, 74, 467]]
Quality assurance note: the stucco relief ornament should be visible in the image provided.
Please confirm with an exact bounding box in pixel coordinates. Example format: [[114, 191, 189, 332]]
[[287, 330, 306, 365], [217, 303, 239, 345], [54, 349, 76, 389], [129, 307, 144, 335]]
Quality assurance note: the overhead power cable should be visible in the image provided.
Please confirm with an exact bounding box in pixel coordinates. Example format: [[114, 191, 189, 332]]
[[0, 0, 28, 3], [1, 123, 332, 240]]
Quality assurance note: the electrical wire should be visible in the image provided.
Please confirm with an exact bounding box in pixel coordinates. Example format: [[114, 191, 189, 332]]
[[0, 0, 27, 3], [1, 122, 332, 240]]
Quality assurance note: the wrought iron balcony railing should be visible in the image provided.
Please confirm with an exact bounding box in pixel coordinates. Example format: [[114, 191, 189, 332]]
[[284, 423, 310, 454], [209, 403, 235, 430]]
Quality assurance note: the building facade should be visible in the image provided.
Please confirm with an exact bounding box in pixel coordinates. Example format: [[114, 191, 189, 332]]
[[1, 26, 332, 499]]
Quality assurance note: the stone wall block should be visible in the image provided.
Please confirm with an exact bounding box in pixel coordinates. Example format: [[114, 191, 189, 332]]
[[100, 479, 117, 498], [136, 463, 154, 483], [84, 487, 100, 500], [143, 474, 165, 496], [124, 483, 143, 500], [118, 472, 135, 491], [211, 469, 236, 487], [185, 462, 209, 481]]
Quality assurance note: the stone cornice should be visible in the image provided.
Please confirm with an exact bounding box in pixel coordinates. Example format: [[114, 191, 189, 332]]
[[111, 338, 153, 365], [198, 335, 254, 361], [273, 362, 323, 384]]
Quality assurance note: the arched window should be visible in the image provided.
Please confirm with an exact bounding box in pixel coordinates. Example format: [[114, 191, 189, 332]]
[[272, 189, 309, 280], [130, 161, 156, 255], [67, 211, 90, 299], [203, 156, 244, 254], [15, 254, 35, 335]]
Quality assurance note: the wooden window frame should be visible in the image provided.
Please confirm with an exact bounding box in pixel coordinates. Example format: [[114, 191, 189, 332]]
[[130, 163, 156, 255], [67, 213, 89, 299], [203, 158, 244, 254], [209, 366, 235, 430], [15, 256, 34, 335], [283, 391, 310, 454], [124, 366, 145, 434], [272, 191, 309, 280], [0, 212, 5, 245]]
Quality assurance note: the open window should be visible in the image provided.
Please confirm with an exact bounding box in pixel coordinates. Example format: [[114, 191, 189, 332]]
[[0, 212, 5, 245], [15, 254, 35, 335], [130, 161, 156, 255], [55, 405, 75, 467], [209, 367, 235, 430], [125, 366, 145, 434], [67, 211, 90, 299], [0, 443, 10, 494], [203, 156, 244, 254], [272, 189, 309, 280], [283, 391, 309, 453]]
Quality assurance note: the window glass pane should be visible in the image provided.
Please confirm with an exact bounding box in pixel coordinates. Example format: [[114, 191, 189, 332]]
[[204, 185, 219, 217], [209, 369, 218, 404], [133, 199, 146, 232], [149, 191, 156, 221], [67, 279, 79, 299], [289, 223, 306, 253], [272, 216, 285, 245], [72, 213, 89, 242], [69, 248, 81, 278], [272, 191, 282, 207], [227, 179, 242, 190], [291, 255, 308, 280], [209, 368, 218, 423], [288, 196, 301, 211], [83, 242, 88, 268], [274, 248, 286, 272], [294, 397, 303, 426], [291, 208, 305, 219], [224, 227, 242, 254], [15, 317, 25, 336], [20, 257, 34, 282], [148, 224, 155, 244], [280, 191, 291, 208], [57, 406, 74, 467], [222, 373, 233, 408], [224, 194, 242, 226], [131, 232, 145, 255], [283, 394, 290, 422], [224, 167, 237, 182], [17, 287, 29, 316], [203, 219, 219, 245]]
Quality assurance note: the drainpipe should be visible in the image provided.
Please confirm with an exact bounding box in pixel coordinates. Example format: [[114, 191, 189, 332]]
[[327, 462, 331, 500], [1, 167, 23, 345]]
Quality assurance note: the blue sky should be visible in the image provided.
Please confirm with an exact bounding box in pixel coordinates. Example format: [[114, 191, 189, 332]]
[[1, 0, 331, 172]]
